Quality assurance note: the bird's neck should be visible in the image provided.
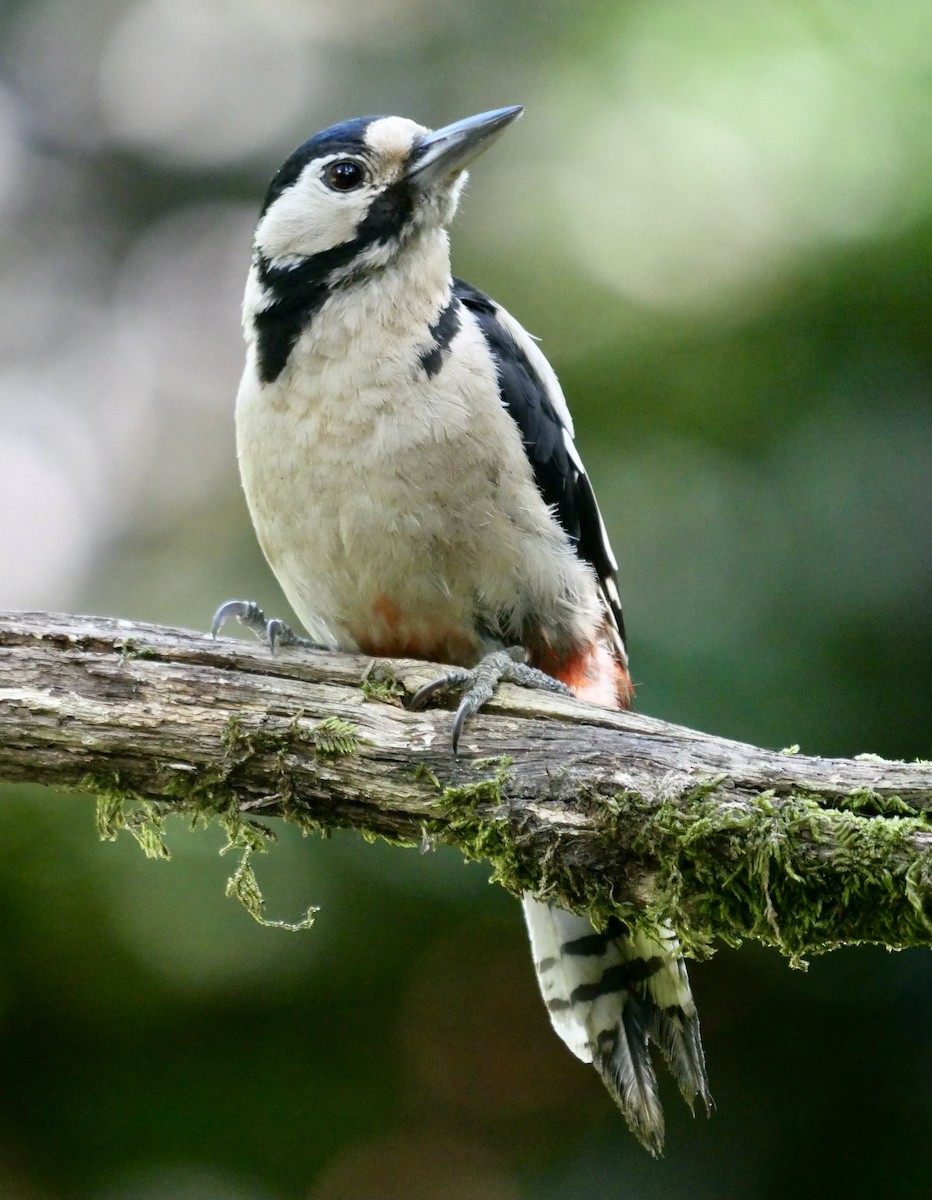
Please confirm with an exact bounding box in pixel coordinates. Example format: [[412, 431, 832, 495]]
[[314, 225, 453, 348], [244, 225, 454, 376]]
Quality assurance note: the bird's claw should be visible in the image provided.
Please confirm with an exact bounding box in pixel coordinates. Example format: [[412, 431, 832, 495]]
[[409, 647, 571, 755], [210, 599, 321, 651]]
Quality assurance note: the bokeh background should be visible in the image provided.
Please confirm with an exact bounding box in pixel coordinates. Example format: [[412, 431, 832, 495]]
[[1, 1, 930, 1196]]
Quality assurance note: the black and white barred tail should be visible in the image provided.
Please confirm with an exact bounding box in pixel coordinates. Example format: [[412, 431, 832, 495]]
[[522, 896, 712, 1154]]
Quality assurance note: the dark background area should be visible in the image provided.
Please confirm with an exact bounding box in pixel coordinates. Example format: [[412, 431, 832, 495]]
[[0, 1, 929, 1197]]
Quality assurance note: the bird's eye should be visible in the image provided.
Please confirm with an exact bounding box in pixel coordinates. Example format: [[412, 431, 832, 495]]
[[325, 159, 367, 191]]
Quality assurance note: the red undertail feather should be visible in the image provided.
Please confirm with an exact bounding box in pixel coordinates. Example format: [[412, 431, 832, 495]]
[[533, 638, 634, 710]]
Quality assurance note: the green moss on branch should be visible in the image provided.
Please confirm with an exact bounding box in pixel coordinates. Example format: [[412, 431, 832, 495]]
[[426, 769, 932, 964]]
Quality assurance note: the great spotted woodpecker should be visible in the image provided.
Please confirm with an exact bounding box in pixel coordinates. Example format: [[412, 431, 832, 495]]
[[213, 106, 711, 1151]]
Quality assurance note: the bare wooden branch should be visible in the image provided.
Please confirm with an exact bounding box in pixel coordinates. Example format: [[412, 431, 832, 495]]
[[1, 609, 930, 959]]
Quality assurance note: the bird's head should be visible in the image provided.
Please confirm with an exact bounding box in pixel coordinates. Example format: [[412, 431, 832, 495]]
[[252, 105, 523, 274]]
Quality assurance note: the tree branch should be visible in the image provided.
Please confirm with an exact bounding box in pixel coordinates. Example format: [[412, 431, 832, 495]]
[[1, 609, 930, 960]]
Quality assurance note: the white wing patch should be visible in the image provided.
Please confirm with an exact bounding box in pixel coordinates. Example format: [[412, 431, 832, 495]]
[[489, 302, 576, 436], [486, 298, 625, 654]]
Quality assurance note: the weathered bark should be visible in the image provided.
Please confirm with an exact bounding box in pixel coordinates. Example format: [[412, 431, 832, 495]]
[[1, 610, 930, 959]]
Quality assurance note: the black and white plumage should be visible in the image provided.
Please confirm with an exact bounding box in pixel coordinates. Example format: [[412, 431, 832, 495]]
[[214, 106, 711, 1151]]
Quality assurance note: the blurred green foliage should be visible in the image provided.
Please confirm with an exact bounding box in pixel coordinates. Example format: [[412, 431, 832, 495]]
[[0, 1, 929, 1196]]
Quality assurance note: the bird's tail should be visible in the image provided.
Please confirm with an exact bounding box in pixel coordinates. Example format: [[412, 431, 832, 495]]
[[522, 898, 711, 1154], [523, 627, 709, 1152]]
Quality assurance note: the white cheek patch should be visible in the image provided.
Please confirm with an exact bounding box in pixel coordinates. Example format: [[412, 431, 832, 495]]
[[255, 166, 373, 260]]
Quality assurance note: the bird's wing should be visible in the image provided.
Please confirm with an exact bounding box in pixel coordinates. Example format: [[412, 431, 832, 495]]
[[454, 278, 627, 655]]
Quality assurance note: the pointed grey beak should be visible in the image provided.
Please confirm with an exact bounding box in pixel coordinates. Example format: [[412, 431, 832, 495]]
[[407, 105, 524, 190]]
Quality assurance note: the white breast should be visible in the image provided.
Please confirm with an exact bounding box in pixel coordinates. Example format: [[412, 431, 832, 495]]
[[235, 238, 600, 663]]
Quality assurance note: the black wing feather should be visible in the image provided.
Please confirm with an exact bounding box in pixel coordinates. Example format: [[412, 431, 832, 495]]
[[455, 278, 627, 649]]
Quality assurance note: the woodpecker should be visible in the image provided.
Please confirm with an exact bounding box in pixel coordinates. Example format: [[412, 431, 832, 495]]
[[213, 106, 711, 1151]]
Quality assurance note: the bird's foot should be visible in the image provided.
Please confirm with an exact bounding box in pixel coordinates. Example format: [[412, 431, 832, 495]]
[[409, 646, 571, 754], [210, 600, 323, 651]]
